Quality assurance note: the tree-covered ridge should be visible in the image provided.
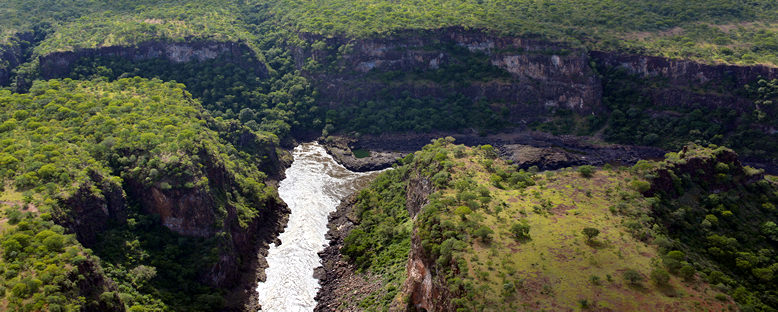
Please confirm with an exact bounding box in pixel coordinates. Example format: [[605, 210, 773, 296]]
[[33, 2, 260, 56], [636, 145, 778, 310], [0, 78, 275, 206], [0, 78, 282, 310], [258, 0, 778, 65]]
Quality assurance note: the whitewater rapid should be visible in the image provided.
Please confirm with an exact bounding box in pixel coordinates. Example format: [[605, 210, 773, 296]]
[[256, 142, 380, 311]]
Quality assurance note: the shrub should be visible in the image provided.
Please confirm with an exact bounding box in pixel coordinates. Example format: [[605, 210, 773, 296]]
[[509, 221, 531, 240], [578, 165, 595, 178], [623, 269, 645, 285], [650, 268, 671, 286], [474, 226, 494, 243], [679, 264, 696, 281]]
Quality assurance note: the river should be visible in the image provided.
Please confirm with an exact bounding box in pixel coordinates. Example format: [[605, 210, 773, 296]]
[[256, 142, 381, 311]]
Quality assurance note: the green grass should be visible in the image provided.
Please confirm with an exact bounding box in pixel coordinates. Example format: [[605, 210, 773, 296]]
[[352, 149, 371, 159]]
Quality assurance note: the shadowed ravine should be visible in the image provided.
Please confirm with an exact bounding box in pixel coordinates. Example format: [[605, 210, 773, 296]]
[[256, 142, 381, 311]]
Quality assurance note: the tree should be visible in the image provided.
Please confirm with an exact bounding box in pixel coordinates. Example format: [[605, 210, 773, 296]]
[[582, 227, 600, 242], [455, 206, 472, 220]]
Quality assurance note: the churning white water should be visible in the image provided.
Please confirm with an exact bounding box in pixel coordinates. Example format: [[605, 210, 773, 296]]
[[256, 142, 380, 311]]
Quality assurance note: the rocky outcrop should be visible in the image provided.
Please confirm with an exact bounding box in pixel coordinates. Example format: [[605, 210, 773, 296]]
[[38, 40, 268, 80], [0, 32, 35, 86], [72, 256, 125, 312], [319, 136, 406, 171], [298, 27, 602, 124], [56, 171, 127, 247], [399, 173, 458, 312], [645, 145, 764, 198], [323, 129, 666, 173]]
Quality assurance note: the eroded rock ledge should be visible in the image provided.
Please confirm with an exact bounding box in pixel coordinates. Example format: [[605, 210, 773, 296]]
[[320, 129, 666, 173], [38, 40, 268, 80]]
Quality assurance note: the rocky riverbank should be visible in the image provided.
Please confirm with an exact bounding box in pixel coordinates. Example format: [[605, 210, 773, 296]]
[[314, 193, 387, 312], [320, 129, 667, 172]]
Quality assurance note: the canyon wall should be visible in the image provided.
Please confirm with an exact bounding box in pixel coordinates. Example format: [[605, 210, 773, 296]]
[[299, 28, 602, 124], [296, 28, 777, 125], [590, 51, 778, 112], [38, 40, 269, 80]]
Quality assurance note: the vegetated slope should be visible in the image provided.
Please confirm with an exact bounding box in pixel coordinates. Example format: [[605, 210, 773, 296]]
[[335, 139, 754, 311], [636, 145, 778, 310], [0, 78, 286, 311], [258, 0, 778, 66]]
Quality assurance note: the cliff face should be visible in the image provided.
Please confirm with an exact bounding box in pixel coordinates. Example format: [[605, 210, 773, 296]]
[[54, 130, 290, 310], [297, 28, 777, 127], [38, 41, 268, 80], [299, 28, 602, 124], [645, 146, 763, 198], [590, 51, 778, 112], [56, 171, 127, 247], [399, 174, 458, 312], [123, 139, 288, 290]]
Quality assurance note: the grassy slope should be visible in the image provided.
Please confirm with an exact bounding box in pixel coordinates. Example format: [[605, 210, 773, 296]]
[[346, 140, 734, 311], [431, 144, 729, 310]]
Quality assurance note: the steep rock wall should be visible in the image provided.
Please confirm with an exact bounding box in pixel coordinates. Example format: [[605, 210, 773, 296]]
[[298, 28, 778, 127], [122, 134, 288, 290], [399, 174, 459, 312], [298, 28, 602, 124], [590, 51, 778, 112], [38, 40, 268, 80], [55, 171, 127, 247]]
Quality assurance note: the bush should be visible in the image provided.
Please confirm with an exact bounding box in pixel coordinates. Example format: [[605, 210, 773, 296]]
[[509, 221, 531, 240], [679, 264, 696, 281], [650, 268, 671, 286], [474, 226, 494, 243], [623, 269, 645, 285], [578, 165, 595, 178]]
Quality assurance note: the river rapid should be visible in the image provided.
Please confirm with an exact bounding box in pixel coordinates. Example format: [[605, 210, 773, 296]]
[[256, 142, 381, 311]]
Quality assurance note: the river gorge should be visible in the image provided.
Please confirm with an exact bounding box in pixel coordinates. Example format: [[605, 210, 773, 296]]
[[256, 143, 381, 311]]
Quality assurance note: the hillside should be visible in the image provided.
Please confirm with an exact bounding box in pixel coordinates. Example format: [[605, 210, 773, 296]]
[[319, 139, 777, 311], [0, 78, 287, 311]]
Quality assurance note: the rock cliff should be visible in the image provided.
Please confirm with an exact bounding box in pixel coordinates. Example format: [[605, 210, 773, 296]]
[[590, 51, 778, 112], [299, 27, 602, 124], [38, 41, 268, 80], [399, 173, 458, 312]]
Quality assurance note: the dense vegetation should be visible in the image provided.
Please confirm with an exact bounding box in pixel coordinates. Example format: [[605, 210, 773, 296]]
[[259, 0, 778, 65], [0, 78, 280, 310], [636, 145, 778, 310], [341, 165, 412, 308]]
